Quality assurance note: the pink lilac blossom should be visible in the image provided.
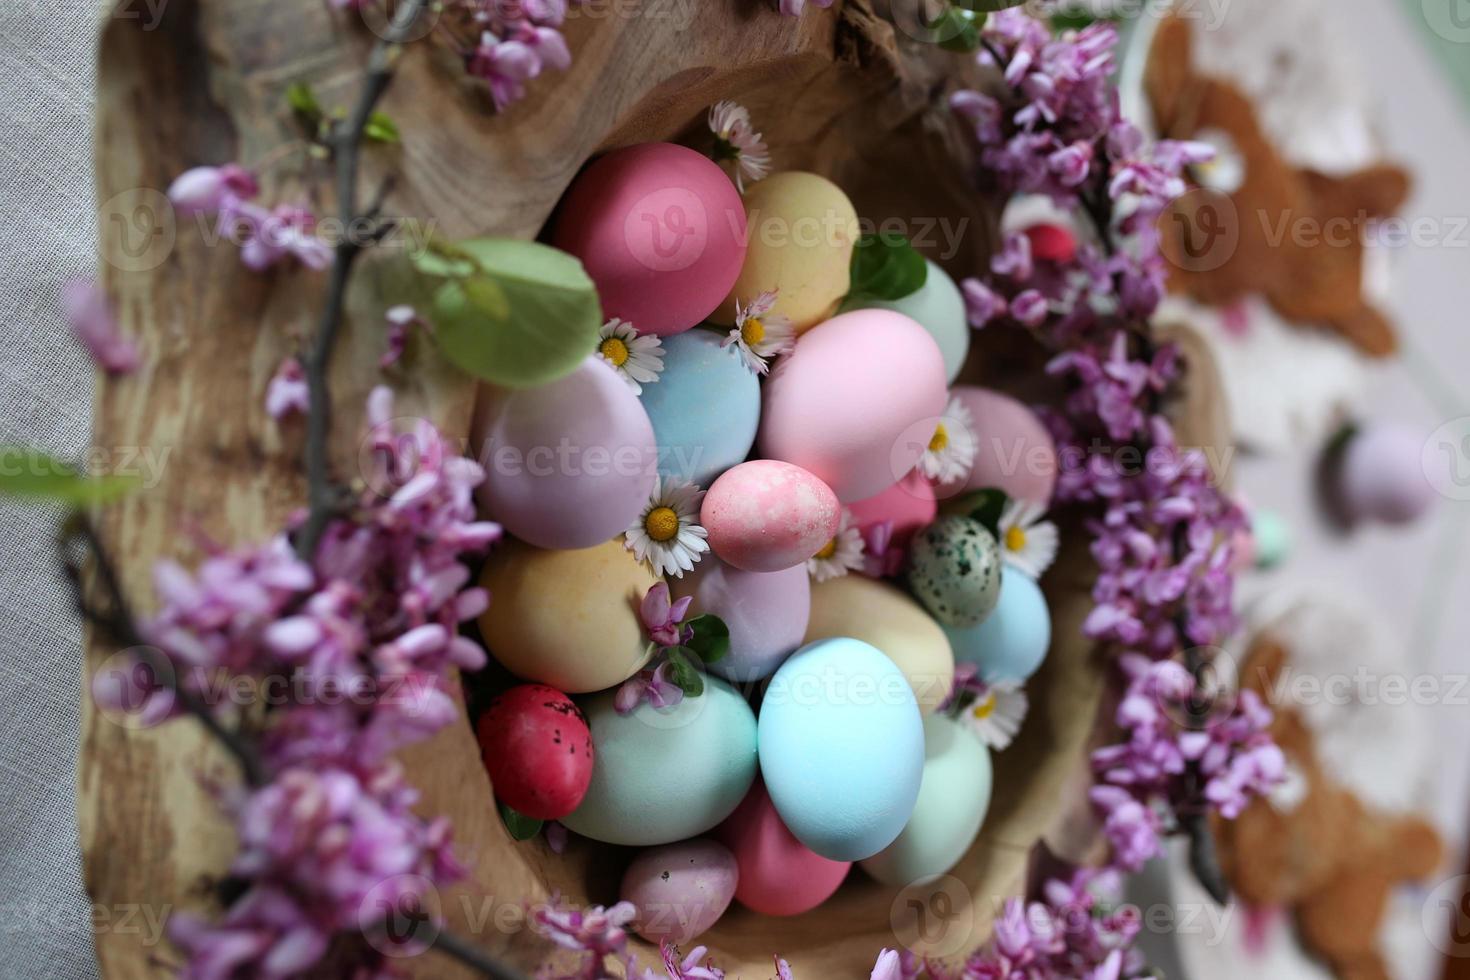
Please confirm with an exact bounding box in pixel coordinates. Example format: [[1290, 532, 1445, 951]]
[[381, 304, 428, 368], [61, 279, 141, 376], [465, 1, 578, 111], [778, 0, 834, 15], [614, 583, 695, 714], [167, 162, 333, 271], [265, 356, 310, 419]]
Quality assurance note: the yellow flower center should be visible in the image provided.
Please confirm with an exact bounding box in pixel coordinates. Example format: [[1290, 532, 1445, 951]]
[[928, 423, 949, 453], [814, 537, 838, 560], [1005, 526, 1027, 552], [741, 317, 766, 347], [644, 506, 680, 543], [599, 337, 630, 367], [971, 692, 998, 721]]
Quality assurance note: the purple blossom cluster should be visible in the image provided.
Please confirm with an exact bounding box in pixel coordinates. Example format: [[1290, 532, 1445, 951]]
[[463, 0, 580, 111], [531, 897, 725, 980], [168, 164, 332, 271]]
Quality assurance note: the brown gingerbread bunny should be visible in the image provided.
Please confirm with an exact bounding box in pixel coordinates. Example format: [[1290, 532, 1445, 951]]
[[1214, 638, 1443, 980], [1146, 14, 1411, 357]]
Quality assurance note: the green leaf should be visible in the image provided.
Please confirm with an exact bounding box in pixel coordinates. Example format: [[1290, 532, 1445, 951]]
[[286, 81, 324, 124], [931, 7, 984, 52], [940, 487, 1010, 537], [364, 111, 401, 144], [422, 238, 603, 389], [953, 0, 1026, 11], [1049, 10, 1099, 31], [684, 614, 730, 664], [498, 803, 543, 841], [0, 447, 140, 507], [849, 233, 928, 303], [666, 650, 704, 699]]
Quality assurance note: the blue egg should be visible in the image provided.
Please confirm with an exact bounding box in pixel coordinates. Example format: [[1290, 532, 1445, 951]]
[[944, 571, 1051, 683], [641, 329, 760, 488], [563, 677, 758, 846], [758, 638, 925, 861]]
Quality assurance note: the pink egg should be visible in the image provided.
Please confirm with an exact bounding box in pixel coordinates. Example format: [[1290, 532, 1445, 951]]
[[715, 781, 850, 916], [847, 469, 938, 570], [1337, 423, 1435, 525], [670, 555, 810, 682], [941, 386, 1057, 505], [552, 143, 747, 336], [473, 356, 657, 549], [621, 838, 738, 945], [701, 460, 840, 572], [757, 309, 947, 502]]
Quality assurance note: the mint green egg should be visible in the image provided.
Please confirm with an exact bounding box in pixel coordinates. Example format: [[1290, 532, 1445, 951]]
[[860, 714, 992, 886], [849, 259, 969, 382], [563, 677, 758, 846], [1251, 508, 1290, 569]]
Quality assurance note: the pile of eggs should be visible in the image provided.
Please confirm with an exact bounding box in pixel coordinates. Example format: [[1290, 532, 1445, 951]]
[[471, 142, 1060, 943]]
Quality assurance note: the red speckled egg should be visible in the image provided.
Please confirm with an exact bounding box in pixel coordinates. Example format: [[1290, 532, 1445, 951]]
[[476, 684, 594, 821]]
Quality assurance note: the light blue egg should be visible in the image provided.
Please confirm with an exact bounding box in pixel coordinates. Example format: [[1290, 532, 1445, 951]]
[[758, 638, 925, 861], [1251, 508, 1290, 569], [640, 329, 760, 488], [848, 259, 969, 382], [861, 714, 992, 886], [944, 571, 1051, 683], [563, 677, 757, 846]]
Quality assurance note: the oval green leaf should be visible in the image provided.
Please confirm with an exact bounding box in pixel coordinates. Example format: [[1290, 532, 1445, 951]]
[[0, 446, 140, 507]]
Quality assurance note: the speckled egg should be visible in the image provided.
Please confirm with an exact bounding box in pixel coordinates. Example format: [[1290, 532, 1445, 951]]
[[940, 387, 1057, 505], [552, 143, 747, 336], [473, 356, 657, 550], [478, 539, 658, 693], [701, 460, 841, 572], [1336, 423, 1435, 525], [713, 172, 859, 333], [716, 781, 850, 916], [847, 469, 938, 571], [669, 555, 809, 682], [476, 684, 593, 821], [758, 309, 949, 502], [621, 839, 738, 944], [759, 639, 925, 861], [944, 570, 1051, 684], [562, 677, 758, 846], [640, 329, 759, 487], [804, 574, 955, 714], [847, 259, 969, 382], [860, 714, 992, 887], [907, 516, 1003, 628]]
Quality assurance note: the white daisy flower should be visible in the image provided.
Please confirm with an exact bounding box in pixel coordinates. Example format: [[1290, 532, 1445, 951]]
[[708, 100, 772, 193], [917, 395, 977, 483], [806, 508, 864, 583], [596, 318, 664, 394], [965, 681, 1028, 750], [625, 477, 709, 578], [724, 291, 795, 375], [996, 498, 1059, 579]]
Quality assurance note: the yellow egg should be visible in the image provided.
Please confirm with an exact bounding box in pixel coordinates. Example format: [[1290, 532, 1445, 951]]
[[714, 172, 859, 333], [478, 538, 659, 693], [804, 575, 955, 714]]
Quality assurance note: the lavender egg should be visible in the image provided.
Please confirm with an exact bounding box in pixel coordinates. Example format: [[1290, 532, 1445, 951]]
[[1336, 423, 1435, 525], [621, 838, 738, 944], [670, 554, 810, 682]]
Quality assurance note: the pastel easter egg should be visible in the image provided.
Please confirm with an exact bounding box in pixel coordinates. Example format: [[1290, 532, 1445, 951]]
[[475, 684, 593, 821], [474, 356, 656, 550], [804, 575, 954, 715], [861, 714, 992, 887], [670, 555, 810, 682], [478, 539, 659, 693], [907, 516, 1003, 628], [1251, 508, 1290, 569], [640, 329, 759, 488], [563, 676, 758, 846], [847, 259, 969, 382], [942, 387, 1057, 506], [759, 639, 925, 861], [847, 469, 938, 568], [715, 781, 850, 916], [944, 570, 1051, 684], [1336, 424, 1435, 525], [701, 460, 840, 572], [758, 309, 948, 502], [552, 143, 747, 336], [713, 172, 859, 333], [621, 839, 738, 944]]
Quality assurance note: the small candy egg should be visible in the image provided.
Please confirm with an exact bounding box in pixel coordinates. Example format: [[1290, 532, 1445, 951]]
[[757, 309, 948, 502], [701, 460, 840, 572], [713, 172, 859, 333], [640, 329, 759, 488], [552, 143, 747, 336], [1335, 424, 1435, 525], [715, 781, 850, 916], [670, 555, 810, 682], [847, 469, 938, 568], [860, 714, 992, 887], [476, 684, 594, 821], [942, 387, 1057, 505], [1251, 508, 1290, 569], [478, 539, 659, 693], [804, 574, 954, 714], [474, 356, 657, 550], [562, 676, 758, 846], [847, 259, 970, 382], [944, 570, 1051, 684], [907, 516, 1004, 628], [759, 639, 925, 861], [621, 839, 738, 944]]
